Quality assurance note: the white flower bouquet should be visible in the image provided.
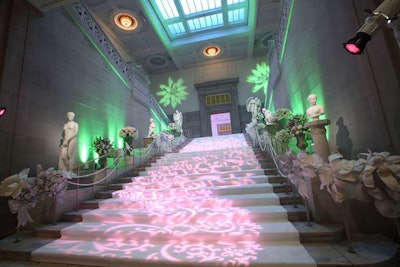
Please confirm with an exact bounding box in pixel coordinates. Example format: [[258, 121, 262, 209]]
[[0, 165, 71, 227], [119, 126, 138, 139], [290, 124, 309, 136], [92, 136, 113, 155]]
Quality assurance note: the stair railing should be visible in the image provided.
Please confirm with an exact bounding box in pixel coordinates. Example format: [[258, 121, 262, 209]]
[[251, 128, 313, 226]]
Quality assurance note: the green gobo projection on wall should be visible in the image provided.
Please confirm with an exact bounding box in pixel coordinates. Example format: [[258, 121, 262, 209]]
[[156, 77, 188, 109], [246, 61, 270, 97]]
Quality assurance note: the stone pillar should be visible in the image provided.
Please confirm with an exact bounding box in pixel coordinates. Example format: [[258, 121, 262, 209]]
[[305, 119, 331, 162]]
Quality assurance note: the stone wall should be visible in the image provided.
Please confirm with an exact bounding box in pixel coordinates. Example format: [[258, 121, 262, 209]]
[[271, 0, 400, 157], [0, 1, 154, 237], [271, 0, 400, 238]]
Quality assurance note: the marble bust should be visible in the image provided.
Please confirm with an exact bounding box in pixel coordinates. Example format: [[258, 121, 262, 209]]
[[306, 94, 324, 121]]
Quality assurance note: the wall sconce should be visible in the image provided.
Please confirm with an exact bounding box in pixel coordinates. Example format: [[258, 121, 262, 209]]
[[0, 106, 6, 117], [343, 0, 400, 55]]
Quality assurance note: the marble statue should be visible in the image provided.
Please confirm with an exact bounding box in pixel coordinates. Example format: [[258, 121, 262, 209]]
[[306, 94, 325, 120], [147, 118, 155, 138], [173, 110, 183, 133], [58, 111, 79, 172], [246, 97, 261, 121], [262, 108, 276, 125]]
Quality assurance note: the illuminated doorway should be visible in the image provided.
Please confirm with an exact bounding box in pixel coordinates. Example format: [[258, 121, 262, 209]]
[[210, 112, 232, 136]]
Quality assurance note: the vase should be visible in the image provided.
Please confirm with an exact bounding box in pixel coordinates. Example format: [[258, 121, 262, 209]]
[[296, 133, 308, 150], [266, 124, 277, 136], [124, 136, 134, 155], [99, 156, 107, 168]]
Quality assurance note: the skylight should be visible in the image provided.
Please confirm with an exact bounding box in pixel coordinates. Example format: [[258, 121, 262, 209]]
[[150, 0, 248, 40]]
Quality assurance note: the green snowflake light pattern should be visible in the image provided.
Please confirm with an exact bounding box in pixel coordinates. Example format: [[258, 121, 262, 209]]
[[246, 62, 270, 96], [156, 77, 188, 108]]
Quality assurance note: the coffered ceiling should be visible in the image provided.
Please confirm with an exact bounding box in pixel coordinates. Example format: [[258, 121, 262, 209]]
[[27, 0, 282, 76]]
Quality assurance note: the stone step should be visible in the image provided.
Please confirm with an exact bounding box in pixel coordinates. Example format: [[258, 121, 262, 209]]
[[107, 181, 292, 195], [1, 232, 396, 267], [34, 220, 341, 243], [61, 201, 307, 226]]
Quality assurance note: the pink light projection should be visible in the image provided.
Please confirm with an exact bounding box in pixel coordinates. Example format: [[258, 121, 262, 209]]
[[32, 134, 313, 266]]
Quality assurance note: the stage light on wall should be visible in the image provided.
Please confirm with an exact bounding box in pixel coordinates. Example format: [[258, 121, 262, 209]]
[[0, 106, 6, 117], [343, 32, 371, 55], [343, 0, 400, 55]]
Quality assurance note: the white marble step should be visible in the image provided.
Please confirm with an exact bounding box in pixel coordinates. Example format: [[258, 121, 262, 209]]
[[98, 193, 281, 210], [81, 205, 289, 223], [32, 240, 316, 267], [51, 219, 299, 243], [160, 147, 256, 159], [112, 183, 274, 200], [123, 175, 274, 190], [151, 156, 260, 166], [137, 168, 267, 178], [140, 164, 263, 176], [129, 173, 279, 184]]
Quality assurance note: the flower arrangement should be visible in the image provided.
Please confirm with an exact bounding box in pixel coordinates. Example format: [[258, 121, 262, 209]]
[[273, 108, 293, 121], [36, 165, 70, 204], [273, 108, 293, 131], [0, 165, 70, 227], [256, 112, 266, 129], [288, 114, 309, 137], [168, 122, 177, 131], [167, 122, 178, 135], [119, 126, 138, 139], [289, 124, 309, 136], [92, 136, 113, 156], [275, 129, 292, 144]]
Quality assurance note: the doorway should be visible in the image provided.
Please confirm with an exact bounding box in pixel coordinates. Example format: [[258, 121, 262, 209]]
[[210, 112, 232, 136], [194, 78, 240, 137]]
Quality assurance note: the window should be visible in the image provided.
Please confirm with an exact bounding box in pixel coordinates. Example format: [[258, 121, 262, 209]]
[[150, 0, 248, 40]]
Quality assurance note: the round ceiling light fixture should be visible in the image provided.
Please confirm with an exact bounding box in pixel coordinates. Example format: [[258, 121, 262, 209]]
[[202, 45, 222, 58], [114, 12, 139, 31]]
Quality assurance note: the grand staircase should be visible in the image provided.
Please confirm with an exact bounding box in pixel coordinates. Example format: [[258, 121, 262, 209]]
[[0, 134, 397, 266]]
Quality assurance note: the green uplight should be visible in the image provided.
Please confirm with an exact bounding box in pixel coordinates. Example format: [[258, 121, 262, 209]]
[[267, 90, 275, 112], [77, 121, 92, 163], [79, 142, 89, 163], [150, 108, 168, 133], [279, 0, 295, 65], [156, 77, 188, 108]]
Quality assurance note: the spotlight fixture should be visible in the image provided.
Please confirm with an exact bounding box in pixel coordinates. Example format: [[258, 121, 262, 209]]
[[114, 12, 139, 31], [343, 0, 400, 55], [202, 45, 221, 58], [343, 32, 371, 55], [0, 106, 6, 117]]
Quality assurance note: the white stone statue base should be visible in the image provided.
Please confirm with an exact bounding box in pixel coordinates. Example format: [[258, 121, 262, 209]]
[[305, 119, 331, 162]]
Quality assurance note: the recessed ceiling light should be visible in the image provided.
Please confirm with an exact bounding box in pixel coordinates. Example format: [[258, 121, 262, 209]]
[[202, 45, 221, 58], [114, 12, 139, 31]]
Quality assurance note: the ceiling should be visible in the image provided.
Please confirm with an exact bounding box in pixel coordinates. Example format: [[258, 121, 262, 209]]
[[27, 0, 282, 76]]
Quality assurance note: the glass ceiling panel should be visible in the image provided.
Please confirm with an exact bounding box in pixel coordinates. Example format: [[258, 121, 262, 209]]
[[155, 0, 179, 20], [150, 0, 249, 40], [181, 0, 221, 15]]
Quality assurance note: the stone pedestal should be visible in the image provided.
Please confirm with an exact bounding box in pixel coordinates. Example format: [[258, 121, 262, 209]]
[[305, 119, 331, 162]]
